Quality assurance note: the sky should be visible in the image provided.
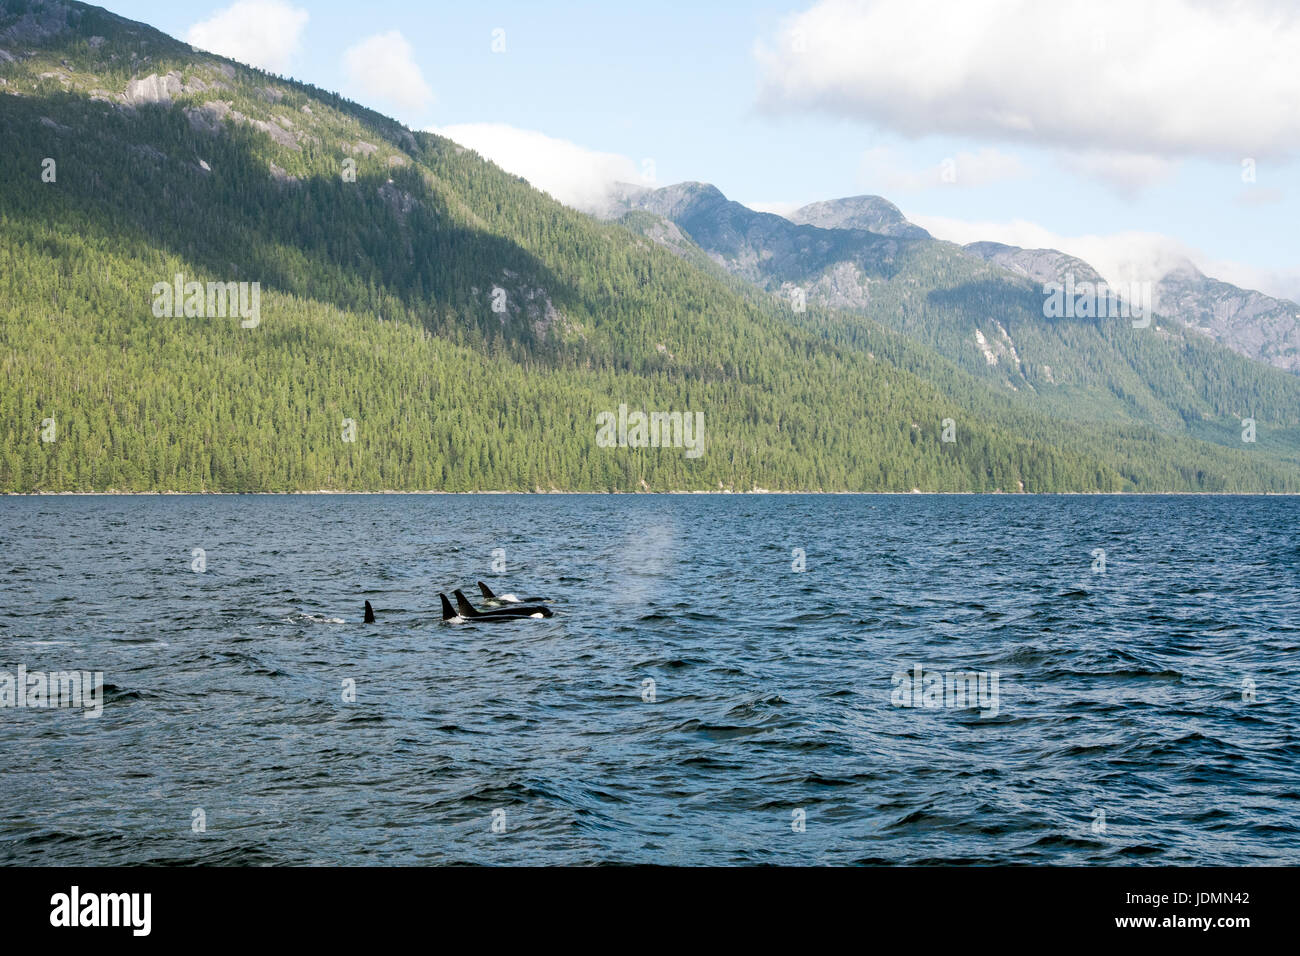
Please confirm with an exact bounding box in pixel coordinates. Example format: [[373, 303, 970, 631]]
[[101, 0, 1299, 301]]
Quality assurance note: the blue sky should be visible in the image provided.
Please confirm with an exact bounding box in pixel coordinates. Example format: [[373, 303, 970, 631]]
[[101, 0, 1298, 300]]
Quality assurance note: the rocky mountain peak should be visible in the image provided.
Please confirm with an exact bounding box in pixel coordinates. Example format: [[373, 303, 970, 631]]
[[788, 194, 930, 239]]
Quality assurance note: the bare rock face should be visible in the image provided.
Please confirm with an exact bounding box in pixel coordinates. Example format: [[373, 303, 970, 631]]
[[182, 99, 300, 150], [973, 322, 1022, 371], [125, 71, 183, 105], [0, 0, 73, 46], [779, 260, 877, 313], [184, 102, 225, 134], [961, 242, 1107, 287], [1157, 266, 1300, 373], [636, 216, 694, 256], [248, 115, 297, 148], [122, 71, 212, 108], [789, 196, 931, 239]]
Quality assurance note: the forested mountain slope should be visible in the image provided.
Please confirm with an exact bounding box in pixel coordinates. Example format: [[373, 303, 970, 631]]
[[1, 0, 1295, 492], [607, 184, 1300, 464]]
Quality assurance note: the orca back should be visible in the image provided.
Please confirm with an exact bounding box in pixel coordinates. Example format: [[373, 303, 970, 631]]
[[454, 589, 552, 620]]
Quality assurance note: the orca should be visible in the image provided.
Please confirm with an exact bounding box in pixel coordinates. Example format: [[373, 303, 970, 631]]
[[363, 600, 376, 624], [451, 589, 553, 620], [477, 580, 550, 605]]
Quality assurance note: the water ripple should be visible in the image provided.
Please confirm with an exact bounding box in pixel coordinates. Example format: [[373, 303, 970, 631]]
[[0, 493, 1297, 864]]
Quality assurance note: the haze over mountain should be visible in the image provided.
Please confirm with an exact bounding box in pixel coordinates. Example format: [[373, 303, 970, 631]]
[[1, 0, 1298, 493]]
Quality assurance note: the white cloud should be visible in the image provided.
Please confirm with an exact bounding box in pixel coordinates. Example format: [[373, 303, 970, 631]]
[[912, 213, 1300, 302], [185, 0, 308, 74], [913, 214, 1176, 284], [860, 145, 1027, 191], [1059, 151, 1179, 198], [427, 123, 650, 212], [343, 31, 435, 117], [756, 0, 1300, 162]]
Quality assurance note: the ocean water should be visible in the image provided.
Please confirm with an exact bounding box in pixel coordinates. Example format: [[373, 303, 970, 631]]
[[0, 493, 1297, 866]]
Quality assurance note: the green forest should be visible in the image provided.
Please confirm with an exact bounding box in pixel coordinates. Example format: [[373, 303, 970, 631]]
[[1, 0, 1297, 493]]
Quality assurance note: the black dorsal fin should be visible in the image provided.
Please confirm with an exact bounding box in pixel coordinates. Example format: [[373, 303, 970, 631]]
[[363, 600, 375, 624], [453, 589, 481, 617], [478, 580, 497, 600], [440, 593, 458, 621]]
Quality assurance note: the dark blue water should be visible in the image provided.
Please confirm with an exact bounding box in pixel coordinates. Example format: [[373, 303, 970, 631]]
[[1, 494, 1297, 865]]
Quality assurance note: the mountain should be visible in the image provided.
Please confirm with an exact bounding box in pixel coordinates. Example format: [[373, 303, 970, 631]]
[[960, 241, 1107, 288], [1155, 263, 1300, 374], [607, 181, 922, 309], [605, 182, 1300, 468], [961, 243, 1300, 374], [1, 0, 1297, 493], [788, 195, 930, 239]]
